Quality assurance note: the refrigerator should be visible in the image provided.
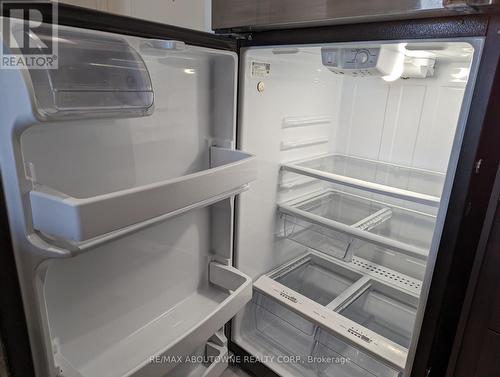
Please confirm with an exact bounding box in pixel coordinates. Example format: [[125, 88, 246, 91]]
[[0, 3, 499, 377]]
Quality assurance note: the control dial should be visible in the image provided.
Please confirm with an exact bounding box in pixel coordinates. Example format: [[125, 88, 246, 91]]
[[355, 50, 370, 65]]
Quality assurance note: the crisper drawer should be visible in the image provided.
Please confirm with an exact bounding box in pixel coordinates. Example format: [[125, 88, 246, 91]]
[[272, 254, 363, 306], [250, 293, 402, 377], [253, 292, 317, 358], [313, 330, 401, 377], [339, 281, 417, 349], [253, 252, 420, 373]]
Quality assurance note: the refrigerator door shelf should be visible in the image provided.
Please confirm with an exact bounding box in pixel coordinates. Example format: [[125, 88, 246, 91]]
[[166, 331, 229, 377], [151, 343, 228, 377], [51, 262, 251, 377], [29, 147, 256, 244], [200, 342, 229, 377], [282, 154, 444, 206], [278, 189, 434, 261], [11, 19, 155, 120]]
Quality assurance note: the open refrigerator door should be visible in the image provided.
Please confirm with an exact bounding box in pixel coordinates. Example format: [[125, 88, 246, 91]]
[[0, 19, 256, 377]]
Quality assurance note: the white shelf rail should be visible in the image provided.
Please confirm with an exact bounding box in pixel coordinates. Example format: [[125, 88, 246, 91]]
[[280, 137, 329, 151], [282, 115, 332, 128]]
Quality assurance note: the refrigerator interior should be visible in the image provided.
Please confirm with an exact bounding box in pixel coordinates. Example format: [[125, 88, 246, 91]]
[[0, 23, 254, 377], [233, 40, 480, 376]]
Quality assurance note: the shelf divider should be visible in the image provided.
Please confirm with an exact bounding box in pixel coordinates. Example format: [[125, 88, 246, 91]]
[[325, 275, 372, 312]]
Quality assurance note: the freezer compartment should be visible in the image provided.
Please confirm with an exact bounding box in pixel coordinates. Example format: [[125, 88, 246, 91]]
[[271, 253, 363, 306], [282, 154, 445, 206], [28, 146, 256, 243], [339, 281, 418, 349], [279, 190, 433, 261]]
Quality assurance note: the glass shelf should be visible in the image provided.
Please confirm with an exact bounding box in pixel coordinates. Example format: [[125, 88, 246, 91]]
[[282, 154, 445, 206], [279, 190, 435, 261]]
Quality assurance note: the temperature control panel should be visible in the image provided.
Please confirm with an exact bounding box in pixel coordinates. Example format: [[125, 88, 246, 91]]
[[321, 47, 399, 77]]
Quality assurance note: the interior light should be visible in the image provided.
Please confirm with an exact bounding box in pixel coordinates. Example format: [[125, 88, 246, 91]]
[[272, 48, 300, 54], [382, 44, 406, 82], [404, 50, 435, 59], [183, 68, 196, 75], [451, 67, 470, 81]]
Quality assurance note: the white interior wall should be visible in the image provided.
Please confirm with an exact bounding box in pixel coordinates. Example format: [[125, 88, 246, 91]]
[[335, 60, 469, 173], [236, 49, 341, 280], [236, 44, 472, 283], [56, 0, 213, 32]]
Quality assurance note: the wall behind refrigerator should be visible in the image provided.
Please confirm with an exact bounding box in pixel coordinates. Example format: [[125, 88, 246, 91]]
[[56, 0, 212, 31]]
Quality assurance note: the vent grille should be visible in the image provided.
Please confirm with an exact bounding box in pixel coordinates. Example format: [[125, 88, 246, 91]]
[[352, 258, 422, 292]]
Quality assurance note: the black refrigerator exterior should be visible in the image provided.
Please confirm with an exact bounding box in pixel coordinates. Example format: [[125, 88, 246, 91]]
[[0, 2, 499, 377]]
